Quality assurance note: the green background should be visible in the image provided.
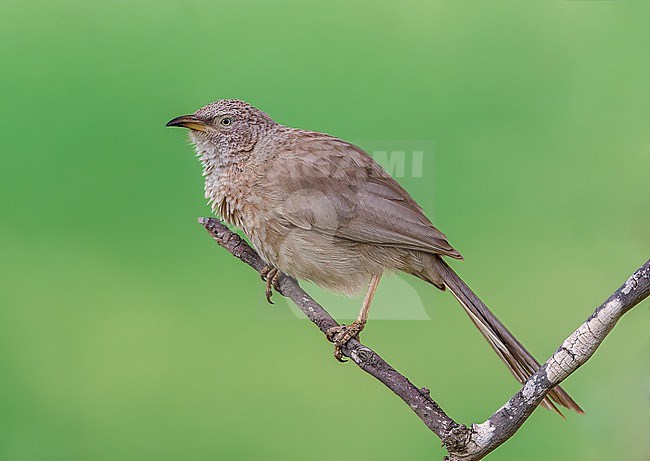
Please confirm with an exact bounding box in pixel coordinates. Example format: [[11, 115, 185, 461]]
[[1, 1, 648, 460]]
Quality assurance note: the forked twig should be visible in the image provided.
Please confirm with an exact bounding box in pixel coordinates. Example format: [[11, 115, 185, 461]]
[[199, 217, 649, 460]]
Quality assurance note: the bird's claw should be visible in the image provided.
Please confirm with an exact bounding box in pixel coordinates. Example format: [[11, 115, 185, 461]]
[[260, 266, 281, 304], [326, 321, 366, 362]]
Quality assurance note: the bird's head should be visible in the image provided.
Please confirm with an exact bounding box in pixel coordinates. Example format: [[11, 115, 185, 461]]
[[166, 99, 277, 160]]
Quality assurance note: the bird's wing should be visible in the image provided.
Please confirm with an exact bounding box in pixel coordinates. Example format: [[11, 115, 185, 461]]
[[262, 131, 462, 259]]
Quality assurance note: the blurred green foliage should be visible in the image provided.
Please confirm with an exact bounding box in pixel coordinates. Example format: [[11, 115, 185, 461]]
[[1, 1, 648, 460]]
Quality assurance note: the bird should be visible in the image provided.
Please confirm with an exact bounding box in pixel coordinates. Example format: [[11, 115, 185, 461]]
[[166, 98, 583, 415]]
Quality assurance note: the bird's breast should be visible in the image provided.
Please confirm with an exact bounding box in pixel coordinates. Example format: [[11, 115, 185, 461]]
[[204, 166, 266, 239]]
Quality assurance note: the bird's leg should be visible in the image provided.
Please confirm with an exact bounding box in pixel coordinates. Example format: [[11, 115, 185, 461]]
[[327, 275, 382, 362], [260, 266, 281, 304]]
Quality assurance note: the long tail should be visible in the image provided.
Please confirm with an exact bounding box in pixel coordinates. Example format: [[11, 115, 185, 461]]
[[428, 255, 583, 415]]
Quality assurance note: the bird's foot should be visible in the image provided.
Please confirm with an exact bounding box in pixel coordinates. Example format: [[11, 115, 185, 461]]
[[326, 320, 366, 362], [260, 266, 282, 304]]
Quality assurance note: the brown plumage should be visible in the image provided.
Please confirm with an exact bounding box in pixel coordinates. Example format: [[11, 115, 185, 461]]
[[167, 99, 583, 415]]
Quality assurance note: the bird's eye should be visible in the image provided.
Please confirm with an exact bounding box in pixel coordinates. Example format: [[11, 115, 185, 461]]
[[220, 117, 233, 127]]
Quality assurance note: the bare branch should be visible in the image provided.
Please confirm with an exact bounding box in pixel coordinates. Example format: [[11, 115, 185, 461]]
[[199, 217, 649, 460], [446, 258, 650, 460]]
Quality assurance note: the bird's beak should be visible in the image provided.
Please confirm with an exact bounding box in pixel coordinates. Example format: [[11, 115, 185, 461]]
[[166, 115, 208, 132]]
